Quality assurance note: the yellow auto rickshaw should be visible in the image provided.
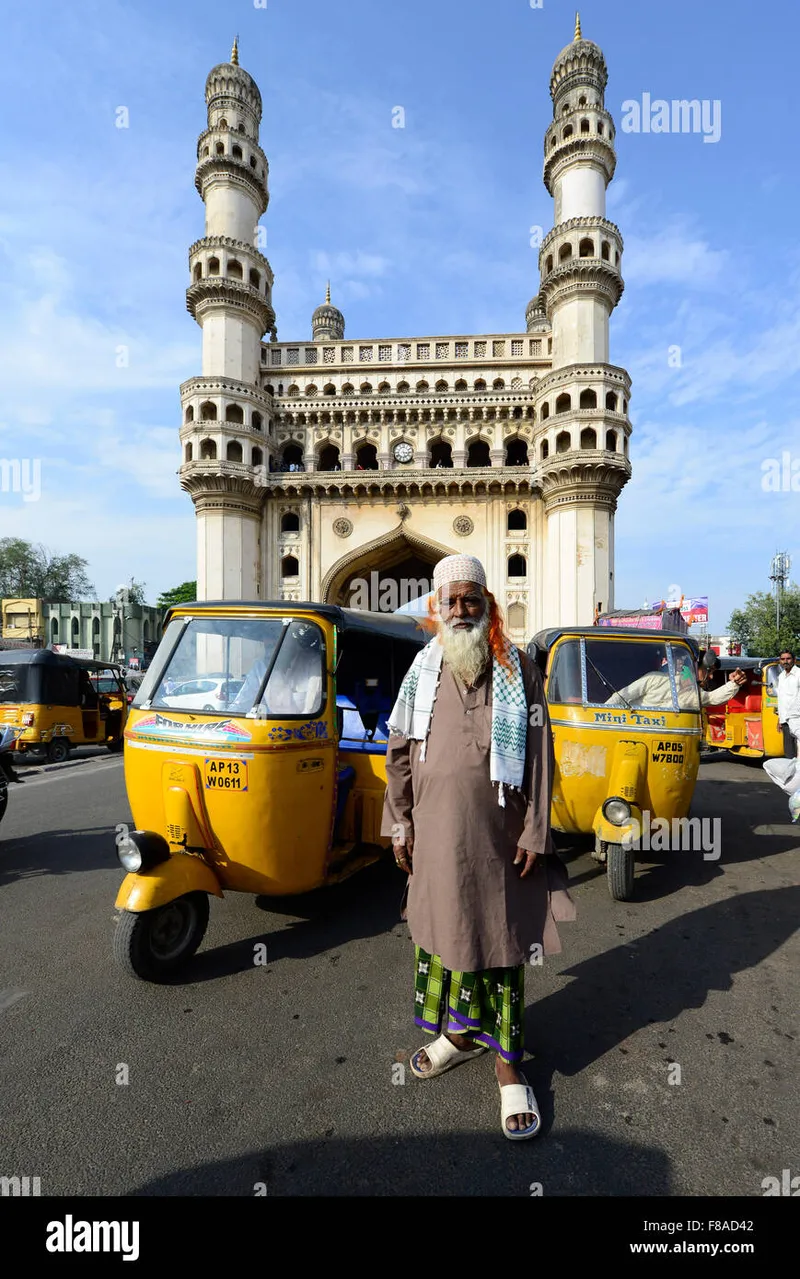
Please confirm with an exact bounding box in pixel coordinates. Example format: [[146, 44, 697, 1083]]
[[0, 650, 128, 763], [702, 656, 783, 759], [113, 601, 426, 980], [528, 626, 704, 900]]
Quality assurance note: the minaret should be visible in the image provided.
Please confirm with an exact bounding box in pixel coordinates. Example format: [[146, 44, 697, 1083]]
[[179, 39, 275, 599], [533, 16, 631, 624]]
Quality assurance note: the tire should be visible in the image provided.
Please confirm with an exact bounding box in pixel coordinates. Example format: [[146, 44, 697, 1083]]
[[113, 892, 210, 981], [606, 841, 635, 901], [0, 779, 7, 823], [47, 737, 70, 764]]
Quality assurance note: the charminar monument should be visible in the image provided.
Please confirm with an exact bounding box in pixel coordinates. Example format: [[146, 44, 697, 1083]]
[[178, 16, 631, 639]]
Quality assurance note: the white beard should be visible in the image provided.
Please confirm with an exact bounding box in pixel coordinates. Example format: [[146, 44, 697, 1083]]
[[439, 613, 490, 687]]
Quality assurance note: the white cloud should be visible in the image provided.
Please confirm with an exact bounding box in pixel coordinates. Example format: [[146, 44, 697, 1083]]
[[623, 226, 728, 287]]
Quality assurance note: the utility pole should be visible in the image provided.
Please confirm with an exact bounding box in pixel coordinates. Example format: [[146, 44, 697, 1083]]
[[769, 551, 791, 640]]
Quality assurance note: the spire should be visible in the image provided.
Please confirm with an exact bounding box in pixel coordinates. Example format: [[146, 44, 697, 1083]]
[[574, 11, 581, 40], [231, 35, 239, 65], [325, 281, 331, 304]]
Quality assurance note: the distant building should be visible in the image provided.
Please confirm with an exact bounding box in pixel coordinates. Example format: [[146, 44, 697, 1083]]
[[1, 598, 45, 646], [1, 588, 163, 664]]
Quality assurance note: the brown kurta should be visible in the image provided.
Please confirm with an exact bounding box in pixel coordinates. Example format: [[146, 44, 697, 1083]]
[[380, 646, 575, 971]]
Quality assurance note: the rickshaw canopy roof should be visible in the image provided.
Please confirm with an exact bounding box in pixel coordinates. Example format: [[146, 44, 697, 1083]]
[[713, 654, 773, 671], [166, 601, 429, 646], [0, 649, 125, 674], [530, 626, 701, 657]]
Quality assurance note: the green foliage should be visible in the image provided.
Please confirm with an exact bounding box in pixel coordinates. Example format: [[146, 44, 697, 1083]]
[[156, 581, 197, 610], [0, 538, 94, 600], [109, 580, 147, 605], [728, 583, 800, 656]]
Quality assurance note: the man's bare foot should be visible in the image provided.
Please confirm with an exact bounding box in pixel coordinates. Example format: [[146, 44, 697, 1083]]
[[495, 1058, 537, 1133], [413, 1032, 482, 1075]]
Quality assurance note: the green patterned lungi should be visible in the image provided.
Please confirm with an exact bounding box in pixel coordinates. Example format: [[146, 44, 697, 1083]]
[[413, 945, 525, 1063]]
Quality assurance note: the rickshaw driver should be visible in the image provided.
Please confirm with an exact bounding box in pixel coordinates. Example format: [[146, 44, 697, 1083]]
[[229, 624, 323, 717], [604, 653, 747, 710]]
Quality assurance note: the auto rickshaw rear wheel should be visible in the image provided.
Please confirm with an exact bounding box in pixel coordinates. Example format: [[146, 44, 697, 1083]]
[[113, 892, 210, 981], [605, 841, 634, 901], [47, 737, 70, 764]]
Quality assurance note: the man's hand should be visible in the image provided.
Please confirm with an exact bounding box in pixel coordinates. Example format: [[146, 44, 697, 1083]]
[[731, 668, 747, 687], [514, 847, 538, 878], [391, 827, 413, 874]]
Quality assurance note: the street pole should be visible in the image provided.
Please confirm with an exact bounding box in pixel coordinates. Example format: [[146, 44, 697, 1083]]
[[769, 551, 791, 646]]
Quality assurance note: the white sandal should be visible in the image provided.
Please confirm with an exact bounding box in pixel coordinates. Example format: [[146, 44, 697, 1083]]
[[409, 1034, 487, 1079], [499, 1081, 541, 1140]]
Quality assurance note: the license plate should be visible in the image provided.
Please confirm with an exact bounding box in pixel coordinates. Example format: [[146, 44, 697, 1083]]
[[204, 757, 248, 791]]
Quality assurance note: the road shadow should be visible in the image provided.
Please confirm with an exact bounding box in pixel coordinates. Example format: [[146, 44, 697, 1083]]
[[163, 855, 406, 984], [0, 824, 118, 887], [525, 886, 800, 1078], [128, 1128, 672, 1196]]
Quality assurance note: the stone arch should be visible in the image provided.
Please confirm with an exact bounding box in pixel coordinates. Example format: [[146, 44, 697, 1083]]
[[321, 525, 457, 606]]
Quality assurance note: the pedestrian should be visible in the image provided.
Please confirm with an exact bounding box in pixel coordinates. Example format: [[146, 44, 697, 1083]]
[[381, 553, 575, 1140], [775, 650, 800, 758]]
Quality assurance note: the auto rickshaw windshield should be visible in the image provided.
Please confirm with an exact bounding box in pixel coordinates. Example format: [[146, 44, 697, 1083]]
[[134, 615, 326, 718], [548, 638, 700, 712]]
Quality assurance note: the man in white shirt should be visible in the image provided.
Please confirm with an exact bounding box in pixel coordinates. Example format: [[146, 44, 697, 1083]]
[[776, 650, 800, 758], [605, 659, 746, 711]]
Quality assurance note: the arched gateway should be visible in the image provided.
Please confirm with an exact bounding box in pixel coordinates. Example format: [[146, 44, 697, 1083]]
[[321, 525, 457, 609]]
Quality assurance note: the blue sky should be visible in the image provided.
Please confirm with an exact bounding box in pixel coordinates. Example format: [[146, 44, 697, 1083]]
[[0, 0, 797, 631]]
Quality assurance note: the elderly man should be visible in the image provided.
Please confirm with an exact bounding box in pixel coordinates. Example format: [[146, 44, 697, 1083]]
[[381, 554, 574, 1140]]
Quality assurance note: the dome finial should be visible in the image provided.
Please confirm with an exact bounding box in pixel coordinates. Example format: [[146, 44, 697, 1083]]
[[326, 280, 331, 304], [231, 34, 239, 65], [574, 11, 581, 40]]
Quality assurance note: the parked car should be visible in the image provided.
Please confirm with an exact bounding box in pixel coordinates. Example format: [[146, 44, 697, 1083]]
[[124, 674, 144, 706], [161, 677, 244, 711]]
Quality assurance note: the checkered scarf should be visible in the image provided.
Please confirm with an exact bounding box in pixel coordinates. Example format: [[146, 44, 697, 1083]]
[[386, 637, 528, 806]]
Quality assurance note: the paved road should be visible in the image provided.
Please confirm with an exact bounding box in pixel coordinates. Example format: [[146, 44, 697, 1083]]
[[0, 751, 797, 1196]]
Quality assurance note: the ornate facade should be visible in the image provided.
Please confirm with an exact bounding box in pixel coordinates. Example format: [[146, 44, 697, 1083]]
[[179, 20, 631, 640]]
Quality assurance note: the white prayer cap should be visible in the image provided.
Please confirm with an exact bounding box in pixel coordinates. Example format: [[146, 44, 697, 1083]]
[[432, 554, 487, 592]]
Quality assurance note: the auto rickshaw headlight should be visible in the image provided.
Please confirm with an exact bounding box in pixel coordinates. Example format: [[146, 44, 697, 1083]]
[[116, 829, 170, 873], [603, 797, 632, 826]]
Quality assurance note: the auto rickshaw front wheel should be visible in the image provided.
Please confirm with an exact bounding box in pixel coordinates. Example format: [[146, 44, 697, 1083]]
[[113, 892, 210, 981], [604, 841, 635, 901], [47, 737, 70, 764]]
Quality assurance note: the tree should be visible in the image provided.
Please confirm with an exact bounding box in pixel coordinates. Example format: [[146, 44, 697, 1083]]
[[111, 580, 146, 606], [0, 538, 94, 600], [156, 581, 197, 610], [728, 583, 800, 656]]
